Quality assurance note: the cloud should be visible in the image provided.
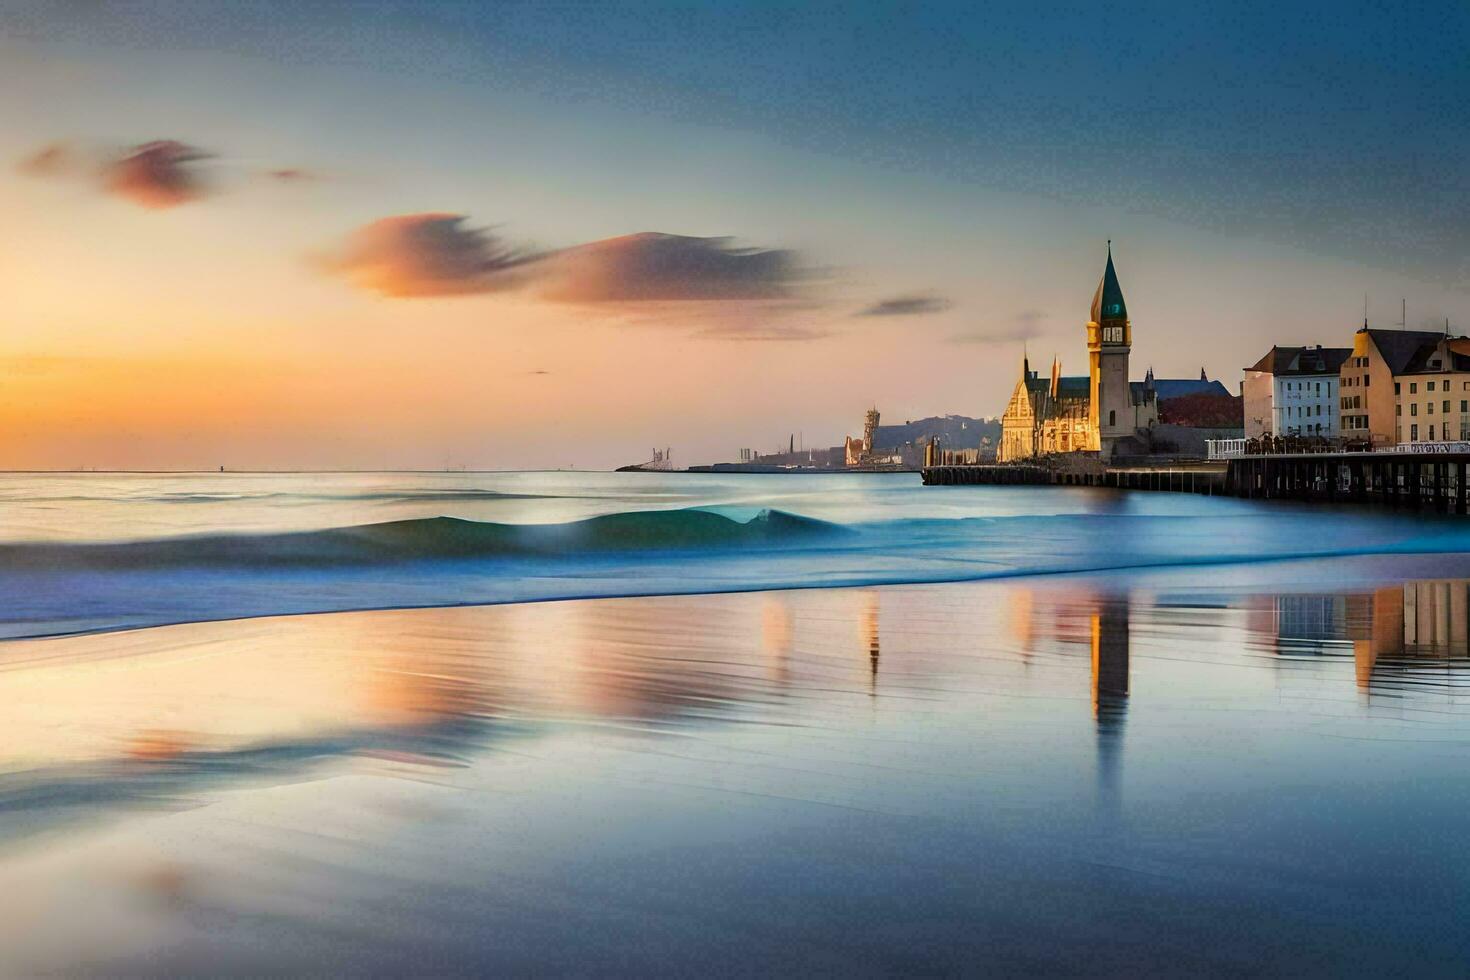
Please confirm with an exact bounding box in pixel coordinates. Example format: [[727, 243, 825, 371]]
[[20, 137, 322, 206], [321, 214, 539, 298], [15, 142, 74, 177], [324, 221, 810, 311], [949, 309, 1048, 344], [695, 321, 831, 341], [540, 232, 800, 304], [855, 293, 952, 317], [102, 140, 213, 209]]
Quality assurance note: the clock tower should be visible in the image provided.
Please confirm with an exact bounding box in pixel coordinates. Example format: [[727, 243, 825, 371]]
[[1087, 242, 1133, 457]]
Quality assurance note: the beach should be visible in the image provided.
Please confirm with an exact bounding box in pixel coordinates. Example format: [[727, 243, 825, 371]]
[[4, 474, 1470, 973]]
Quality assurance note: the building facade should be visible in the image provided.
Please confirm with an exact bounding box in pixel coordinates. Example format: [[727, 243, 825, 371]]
[[1338, 326, 1460, 447], [998, 245, 1164, 462], [1242, 345, 1352, 439], [1390, 336, 1470, 446]]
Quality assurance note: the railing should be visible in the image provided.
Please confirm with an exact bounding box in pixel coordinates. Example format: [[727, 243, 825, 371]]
[[1206, 438, 1248, 459]]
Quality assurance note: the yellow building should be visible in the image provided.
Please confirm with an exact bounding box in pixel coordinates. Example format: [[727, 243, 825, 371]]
[[1339, 327, 1470, 446], [998, 245, 1159, 462]]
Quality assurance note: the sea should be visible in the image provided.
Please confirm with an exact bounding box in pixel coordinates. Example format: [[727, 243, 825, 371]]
[[4, 470, 1470, 974]]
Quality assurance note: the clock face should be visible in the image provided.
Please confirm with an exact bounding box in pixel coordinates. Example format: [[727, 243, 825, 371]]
[[1105, 303, 1122, 316]]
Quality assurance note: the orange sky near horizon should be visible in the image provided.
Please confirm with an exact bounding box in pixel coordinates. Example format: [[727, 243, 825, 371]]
[[3, 12, 1468, 470]]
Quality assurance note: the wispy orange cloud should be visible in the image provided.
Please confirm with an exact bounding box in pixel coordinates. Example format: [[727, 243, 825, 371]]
[[321, 218, 808, 308], [15, 141, 74, 177], [17, 137, 314, 208], [102, 140, 213, 209], [855, 293, 952, 317], [541, 232, 799, 303], [320, 213, 537, 297]]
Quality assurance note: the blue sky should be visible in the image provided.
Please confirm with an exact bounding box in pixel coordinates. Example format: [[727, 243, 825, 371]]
[[1, 1, 1467, 467]]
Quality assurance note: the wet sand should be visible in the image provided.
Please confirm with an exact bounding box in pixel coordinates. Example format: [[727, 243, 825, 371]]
[[5, 556, 1470, 975]]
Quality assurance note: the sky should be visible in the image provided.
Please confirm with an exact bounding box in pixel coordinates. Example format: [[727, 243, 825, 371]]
[[1, 0, 1467, 470]]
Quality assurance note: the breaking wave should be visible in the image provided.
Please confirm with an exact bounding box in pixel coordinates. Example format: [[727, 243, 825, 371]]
[[0, 508, 849, 571], [4, 498, 1470, 642]]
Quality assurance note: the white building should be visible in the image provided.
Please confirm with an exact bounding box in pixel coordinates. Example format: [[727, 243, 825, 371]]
[[1242, 345, 1352, 439]]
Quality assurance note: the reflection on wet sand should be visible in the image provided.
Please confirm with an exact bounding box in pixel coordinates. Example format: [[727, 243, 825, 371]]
[[16, 572, 1470, 842], [1091, 596, 1130, 810], [1254, 578, 1470, 692], [863, 591, 880, 693], [9, 570, 1470, 973]]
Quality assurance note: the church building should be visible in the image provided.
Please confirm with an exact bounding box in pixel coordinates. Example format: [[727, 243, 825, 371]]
[[998, 245, 1169, 462]]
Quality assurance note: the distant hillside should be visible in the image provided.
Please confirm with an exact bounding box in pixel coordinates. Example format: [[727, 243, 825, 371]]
[[872, 415, 1000, 451]]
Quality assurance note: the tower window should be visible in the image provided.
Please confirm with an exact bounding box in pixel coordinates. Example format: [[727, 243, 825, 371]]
[[1108, 410, 1116, 426]]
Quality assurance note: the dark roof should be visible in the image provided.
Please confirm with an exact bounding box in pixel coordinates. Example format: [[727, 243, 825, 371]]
[[1400, 341, 1470, 375], [1023, 373, 1089, 398], [1153, 379, 1231, 401], [1364, 329, 1450, 374], [1245, 345, 1352, 376], [1089, 244, 1127, 323], [1055, 376, 1090, 399]]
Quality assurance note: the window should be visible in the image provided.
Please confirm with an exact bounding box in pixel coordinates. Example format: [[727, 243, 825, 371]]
[[1445, 400, 1452, 414], [1395, 382, 1401, 395], [1365, 374, 1370, 387], [1462, 400, 1467, 413], [1411, 403, 1419, 416], [1429, 381, 1437, 391], [1412, 424, 1419, 441], [1316, 382, 1321, 394], [1397, 404, 1402, 416], [1108, 409, 1115, 426], [1411, 383, 1418, 393], [1429, 402, 1435, 415], [1431, 425, 1437, 440]]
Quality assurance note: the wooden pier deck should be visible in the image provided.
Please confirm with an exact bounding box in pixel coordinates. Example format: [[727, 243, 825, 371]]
[[922, 450, 1470, 512], [921, 462, 1224, 494]]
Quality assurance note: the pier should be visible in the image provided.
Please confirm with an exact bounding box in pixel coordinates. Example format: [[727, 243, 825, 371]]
[[921, 462, 1224, 494], [922, 448, 1470, 512]]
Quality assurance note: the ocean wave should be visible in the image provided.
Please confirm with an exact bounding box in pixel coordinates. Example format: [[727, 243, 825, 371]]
[[0, 508, 849, 571], [0, 489, 560, 505]]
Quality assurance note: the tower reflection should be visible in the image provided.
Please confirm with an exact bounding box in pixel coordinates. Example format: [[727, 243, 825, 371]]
[[1090, 594, 1130, 812], [862, 591, 880, 694], [762, 597, 793, 688]]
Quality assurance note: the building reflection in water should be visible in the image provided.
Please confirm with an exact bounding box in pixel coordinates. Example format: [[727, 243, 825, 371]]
[[762, 597, 793, 688], [1007, 587, 1034, 660], [1090, 595, 1130, 811], [862, 591, 880, 694], [1258, 579, 1470, 693], [1353, 580, 1470, 691]]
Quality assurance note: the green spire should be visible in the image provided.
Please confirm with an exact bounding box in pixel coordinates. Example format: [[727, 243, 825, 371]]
[[1090, 241, 1127, 323]]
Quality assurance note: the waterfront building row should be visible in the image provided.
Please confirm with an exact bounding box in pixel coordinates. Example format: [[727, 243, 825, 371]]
[[1246, 328, 1470, 449]]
